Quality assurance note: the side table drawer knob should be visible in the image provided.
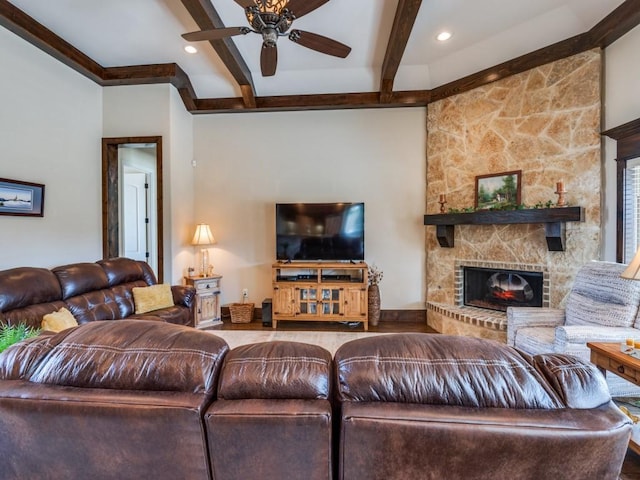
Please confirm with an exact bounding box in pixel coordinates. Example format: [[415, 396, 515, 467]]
[[618, 365, 625, 374]]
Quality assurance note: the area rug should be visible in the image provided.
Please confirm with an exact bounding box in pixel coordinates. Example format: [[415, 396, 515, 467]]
[[205, 330, 395, 354]]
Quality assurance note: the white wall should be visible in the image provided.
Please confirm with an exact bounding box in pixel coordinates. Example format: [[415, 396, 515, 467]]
[[0, 27, 103, 269], [168, 87, 195, 284], [193, 108, 426, 309], [103, 84, 195, 283], [603, 24, 640, 261]]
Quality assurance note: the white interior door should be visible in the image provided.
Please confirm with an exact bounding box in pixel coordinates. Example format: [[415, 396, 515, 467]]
[[123, 171, 148, 262]]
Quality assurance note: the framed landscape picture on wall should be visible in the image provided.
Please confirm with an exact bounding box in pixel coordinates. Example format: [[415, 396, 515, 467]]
[[475, 170, 521, 210], [0, 178, 45, 217]]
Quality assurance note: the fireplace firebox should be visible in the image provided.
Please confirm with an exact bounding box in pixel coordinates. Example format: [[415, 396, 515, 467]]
[[463, 267, 543, 312]]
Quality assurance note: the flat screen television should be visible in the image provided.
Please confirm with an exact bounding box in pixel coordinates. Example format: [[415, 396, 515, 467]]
[[276, 202, 364, 261]]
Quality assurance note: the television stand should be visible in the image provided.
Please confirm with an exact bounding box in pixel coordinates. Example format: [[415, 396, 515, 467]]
[[271, 262, 369, 330]]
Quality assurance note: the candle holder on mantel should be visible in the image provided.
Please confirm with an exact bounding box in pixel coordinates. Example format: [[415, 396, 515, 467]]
[[555, 183, 568, 207], [438, 194, 447, 213]]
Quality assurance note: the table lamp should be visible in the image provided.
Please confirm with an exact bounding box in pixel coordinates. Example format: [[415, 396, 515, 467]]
[[192, 223, 216, 276]]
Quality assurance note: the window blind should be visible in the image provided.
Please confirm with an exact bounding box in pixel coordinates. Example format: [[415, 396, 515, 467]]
[[624, 157, 640, 263]]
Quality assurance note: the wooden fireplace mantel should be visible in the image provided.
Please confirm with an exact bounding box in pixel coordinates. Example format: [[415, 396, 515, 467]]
[[423, 206, 584, 251]]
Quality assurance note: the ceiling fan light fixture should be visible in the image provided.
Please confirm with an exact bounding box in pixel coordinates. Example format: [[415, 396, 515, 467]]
[[184, 45, 198, 54], [258, 0, 289, 14], [262, 28, 278, 46], [186, 0, 346, 77], [246, 0, 293, 30], [436, 31, 452, 42]]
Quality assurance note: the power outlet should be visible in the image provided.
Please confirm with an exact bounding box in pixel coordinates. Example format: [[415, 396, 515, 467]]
[[242, 288, 249, 300]]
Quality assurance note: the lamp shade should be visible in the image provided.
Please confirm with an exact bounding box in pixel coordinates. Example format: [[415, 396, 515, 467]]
[[622, 247, 640, 280], [192, 224, 216, 246]]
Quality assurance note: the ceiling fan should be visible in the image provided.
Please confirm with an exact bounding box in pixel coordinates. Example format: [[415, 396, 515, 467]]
[[182, 0, 351, 77]]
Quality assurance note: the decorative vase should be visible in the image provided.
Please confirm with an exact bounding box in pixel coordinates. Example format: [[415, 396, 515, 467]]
[[368, 284, 381, 327]]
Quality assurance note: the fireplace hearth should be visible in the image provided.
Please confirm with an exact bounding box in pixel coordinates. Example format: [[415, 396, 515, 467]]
[[463, 266, 544, 312]]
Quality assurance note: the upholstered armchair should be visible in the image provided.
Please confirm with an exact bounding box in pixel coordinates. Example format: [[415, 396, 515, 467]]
[[507, 260, 640, 396]]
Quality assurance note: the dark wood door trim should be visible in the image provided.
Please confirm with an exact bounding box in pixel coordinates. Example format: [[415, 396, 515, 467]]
[[101, 136, 164, 282]]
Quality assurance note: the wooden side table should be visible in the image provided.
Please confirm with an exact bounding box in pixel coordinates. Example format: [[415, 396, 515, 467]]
[[185, 275, 222, 329], [588, 341, 640, 454]]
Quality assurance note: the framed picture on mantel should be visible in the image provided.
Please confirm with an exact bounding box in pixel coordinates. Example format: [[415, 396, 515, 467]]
[[0, 178, 45, 217], [475, 170, 521, 210]]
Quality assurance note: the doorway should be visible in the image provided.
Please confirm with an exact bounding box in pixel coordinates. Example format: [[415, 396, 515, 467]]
[[102, 136, 163, 282]]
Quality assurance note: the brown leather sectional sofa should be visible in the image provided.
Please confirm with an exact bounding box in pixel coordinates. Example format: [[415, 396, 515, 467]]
[[0, 321, 632, 480], [0, 257, 195, 328]]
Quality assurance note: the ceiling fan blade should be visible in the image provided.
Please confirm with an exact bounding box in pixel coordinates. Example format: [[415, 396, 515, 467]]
[[182, 27, 249, 42], [283, 0, 329, 18], [289, 30, 351, 58], [261, 44, 278, 77], [234, 0, 256, 8]]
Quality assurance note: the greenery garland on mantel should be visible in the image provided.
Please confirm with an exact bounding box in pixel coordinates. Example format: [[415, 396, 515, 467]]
[[445, 200, 558, 214]]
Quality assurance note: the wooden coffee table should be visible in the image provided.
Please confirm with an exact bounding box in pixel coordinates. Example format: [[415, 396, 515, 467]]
[[588, 342, 640, 454]]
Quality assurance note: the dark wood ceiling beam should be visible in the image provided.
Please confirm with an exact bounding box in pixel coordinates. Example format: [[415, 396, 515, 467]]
[[179, 0, 256, 108], [193, 90, 430, 114], [379, 0, 423, 103], [102, 64, 198, 111], [588, 0, 640, 48], [0, 0, 104, 83]]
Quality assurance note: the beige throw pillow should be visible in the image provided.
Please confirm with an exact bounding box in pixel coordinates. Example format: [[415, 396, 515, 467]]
[[132, 284, 174, 314], [42, 307, 78, 333]]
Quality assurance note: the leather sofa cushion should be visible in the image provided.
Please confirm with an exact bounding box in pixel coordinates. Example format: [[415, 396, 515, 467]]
[[219, 341, 332, 400], [0, 267, 62, 311], [335, 334, 562, 409], [64, 289, 127, 323], [25, 320, 229, 393], [1, 301, 67, 330], [53, 263, 109, 299], [533, 353, 611, 408], [98, 257, 147, 286], [0, 331, 59, 380]]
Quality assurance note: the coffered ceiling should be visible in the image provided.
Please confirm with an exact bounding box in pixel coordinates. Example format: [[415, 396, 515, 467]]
[[1, 0, 639, 113]]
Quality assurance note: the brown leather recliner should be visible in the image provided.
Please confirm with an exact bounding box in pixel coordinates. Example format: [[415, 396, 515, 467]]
[[0, 257, 195, 328], [0, 320, 229, 480], [205, 341, 334, 480], [334, 334, 632, 480]]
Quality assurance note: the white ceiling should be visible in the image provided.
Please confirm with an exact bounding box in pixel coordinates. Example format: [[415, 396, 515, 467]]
[[7, 0, 626, 99]]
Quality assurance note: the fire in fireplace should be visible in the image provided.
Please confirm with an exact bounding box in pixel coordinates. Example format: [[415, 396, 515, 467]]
[[463, 267, 543, 312]]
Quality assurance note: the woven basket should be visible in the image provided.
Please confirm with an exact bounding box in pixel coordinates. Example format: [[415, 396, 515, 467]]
[[229, 302, 254, 323]]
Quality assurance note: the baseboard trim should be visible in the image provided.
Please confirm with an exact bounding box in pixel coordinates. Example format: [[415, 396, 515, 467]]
[[379, 310, 426, 323], [222, 307, 426, 323]]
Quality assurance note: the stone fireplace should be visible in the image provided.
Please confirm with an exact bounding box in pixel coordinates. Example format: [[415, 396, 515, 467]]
[[424, 49, 602, 342]]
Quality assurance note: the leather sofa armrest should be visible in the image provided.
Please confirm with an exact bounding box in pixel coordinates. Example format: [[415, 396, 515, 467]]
[[172, 285, 195, 309], [507, 307, 565, 346]]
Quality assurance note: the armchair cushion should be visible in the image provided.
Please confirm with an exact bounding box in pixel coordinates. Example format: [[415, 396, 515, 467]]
[[565, 261, 640, 328], [513, 327, 556, 354], [507, 307, 565, 345]]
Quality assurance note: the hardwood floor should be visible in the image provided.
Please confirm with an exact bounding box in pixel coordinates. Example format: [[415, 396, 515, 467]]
[[213, 317, 640, 477]]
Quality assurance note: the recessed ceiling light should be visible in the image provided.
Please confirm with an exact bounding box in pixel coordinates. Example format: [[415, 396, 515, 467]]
[[184, 45, 198, 54], [436, 31, 452, 42]]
